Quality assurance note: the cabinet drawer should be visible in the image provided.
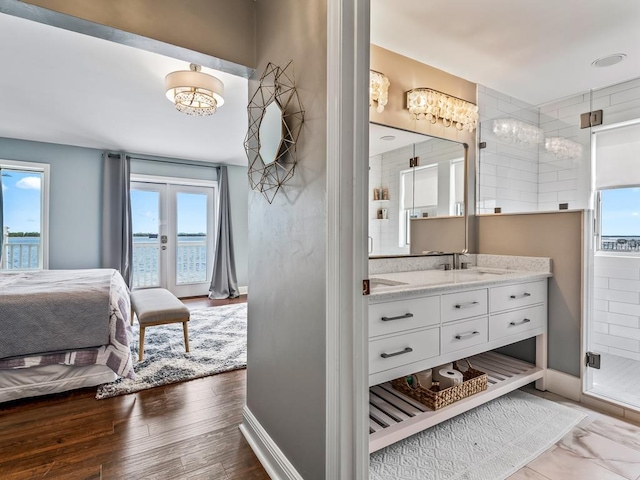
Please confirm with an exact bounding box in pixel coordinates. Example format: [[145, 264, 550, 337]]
[[489, 305, 546, 341], [490, 280, 546, 313], [441, 317, 488, 354], [441, 289, 488, 323], [370, 296, 440, 337], [369, 328, 440, 374]]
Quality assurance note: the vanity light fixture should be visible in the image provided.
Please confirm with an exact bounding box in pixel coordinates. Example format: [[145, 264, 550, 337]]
[[165, 63, 224, 116], [370, 70, 390, 113], [406, 88, 478, 133], [545, 137, 583, 159], [492, 118, 543, 147]]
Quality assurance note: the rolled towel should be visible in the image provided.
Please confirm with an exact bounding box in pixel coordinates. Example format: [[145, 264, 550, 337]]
[[415, 369, 432, 388]]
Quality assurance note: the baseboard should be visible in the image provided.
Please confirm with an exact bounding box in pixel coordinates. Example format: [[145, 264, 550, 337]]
[[546, 369, 581, 402], [239, 406, 303, 480], [239, 286, 248, 295]]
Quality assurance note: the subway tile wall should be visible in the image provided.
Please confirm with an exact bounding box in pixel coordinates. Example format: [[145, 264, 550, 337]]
[[592, 256, 640, 361], [477, 86, 540, 214], [478, 77, 640, 214]]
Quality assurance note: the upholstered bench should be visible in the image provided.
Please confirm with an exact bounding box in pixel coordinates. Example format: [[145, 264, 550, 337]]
[[130, 288, 190, 361]]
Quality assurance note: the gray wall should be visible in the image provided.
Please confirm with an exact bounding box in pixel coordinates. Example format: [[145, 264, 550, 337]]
[[22, 0, 257, 69], [246, 1, 327, 479], [0, 137, 249, 286], [477, 211, 584, 377], [0, 137, 103, 269]]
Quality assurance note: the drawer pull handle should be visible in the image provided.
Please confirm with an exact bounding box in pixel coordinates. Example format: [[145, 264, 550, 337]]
[[455, 331, 479, 340], [510, 293, 532, 299], [510, 318, 532, 326], [380, 347, 413, 359], [381, 313, 414, 322], [455, 301, 479, 309]]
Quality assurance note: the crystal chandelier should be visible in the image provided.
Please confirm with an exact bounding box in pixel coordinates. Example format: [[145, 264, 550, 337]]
[[370, 70, 390, 113], [492, 119, 543, 147], [545, 137, 583, 159], [406, 88, 478, 132], [165, 64, 225, 116]]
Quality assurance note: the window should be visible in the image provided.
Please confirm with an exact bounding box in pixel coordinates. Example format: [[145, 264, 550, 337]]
[[594, 121, 640, 254], [598, 187, 640, 252], [0, 160, 49, 270]]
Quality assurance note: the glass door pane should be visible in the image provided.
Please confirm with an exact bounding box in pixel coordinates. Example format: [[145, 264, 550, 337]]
[[131, 185, 162, 289], [168, 184, 215, 298], [176, 192, 208, 285]]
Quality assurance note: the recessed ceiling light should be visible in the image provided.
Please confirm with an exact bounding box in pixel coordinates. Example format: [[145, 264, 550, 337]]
[[591, 53, 627, 68], [380, 135, 395, 141]]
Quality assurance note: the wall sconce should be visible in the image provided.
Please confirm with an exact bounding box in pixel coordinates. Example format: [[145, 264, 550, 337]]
[[545, 137, 582, 159], [370, 70, 390, 113], [406, 88, 478, 132], [492, 118, 543, 147]]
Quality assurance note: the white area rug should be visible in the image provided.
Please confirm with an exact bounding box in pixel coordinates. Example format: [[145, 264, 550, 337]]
[[96, 303, 246, 399], [370, 390, 586, 480]]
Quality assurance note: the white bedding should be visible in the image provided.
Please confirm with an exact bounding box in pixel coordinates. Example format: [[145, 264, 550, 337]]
[[0, 364, 117, 403]]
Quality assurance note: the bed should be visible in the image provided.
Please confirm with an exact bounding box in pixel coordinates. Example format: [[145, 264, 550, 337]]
[[0, 269, 135, 403]]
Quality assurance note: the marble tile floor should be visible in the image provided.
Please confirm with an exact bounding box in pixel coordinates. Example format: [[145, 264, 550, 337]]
[[508, 385, 640, 480], [590, 353, 640, 410]]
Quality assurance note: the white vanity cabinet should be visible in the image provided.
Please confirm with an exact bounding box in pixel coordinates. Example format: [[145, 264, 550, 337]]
[[368, 277, 549, 453]]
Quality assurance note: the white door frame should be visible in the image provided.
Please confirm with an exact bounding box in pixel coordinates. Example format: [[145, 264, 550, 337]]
[[326, 0, 370, 478]]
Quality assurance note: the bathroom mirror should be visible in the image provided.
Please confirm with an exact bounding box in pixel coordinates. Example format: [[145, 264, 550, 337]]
[[369, 123, 468, 257], [258, 100, 285, 166]]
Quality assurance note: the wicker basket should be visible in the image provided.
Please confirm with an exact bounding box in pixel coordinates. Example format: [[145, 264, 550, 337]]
[[391, 359, 487, 411]]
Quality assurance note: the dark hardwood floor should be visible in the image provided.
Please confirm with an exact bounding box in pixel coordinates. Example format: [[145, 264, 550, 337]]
[[0, 295, 267, 480]]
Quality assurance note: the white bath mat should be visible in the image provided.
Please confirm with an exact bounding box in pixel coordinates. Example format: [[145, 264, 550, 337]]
[[370, 389, 586, 480]]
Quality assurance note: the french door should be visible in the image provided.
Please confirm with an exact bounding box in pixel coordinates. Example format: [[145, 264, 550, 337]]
[[130, 177, 216, 298]]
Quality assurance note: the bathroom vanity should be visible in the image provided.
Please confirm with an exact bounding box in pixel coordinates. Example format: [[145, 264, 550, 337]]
[[368, 256, 551, 453]]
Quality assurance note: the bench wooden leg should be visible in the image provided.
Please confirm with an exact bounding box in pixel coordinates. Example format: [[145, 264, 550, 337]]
[[183, 321, 190, 353], [139, 327, 146, 362]]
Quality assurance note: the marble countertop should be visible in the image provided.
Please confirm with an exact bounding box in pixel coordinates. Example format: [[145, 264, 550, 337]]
[[369, 267, 552, 302]]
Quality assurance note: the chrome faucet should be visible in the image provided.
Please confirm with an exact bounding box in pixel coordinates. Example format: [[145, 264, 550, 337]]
[[451, 253, 468, 270]]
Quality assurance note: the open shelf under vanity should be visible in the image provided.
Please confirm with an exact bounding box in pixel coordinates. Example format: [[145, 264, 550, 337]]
[[369, 351, 544, 453]]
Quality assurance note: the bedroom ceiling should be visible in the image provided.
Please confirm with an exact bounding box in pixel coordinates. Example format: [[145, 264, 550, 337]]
[[0, 13, 248, 166], [371, 0, 640, 105]]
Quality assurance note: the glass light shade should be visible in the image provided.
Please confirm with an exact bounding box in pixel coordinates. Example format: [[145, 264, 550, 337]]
[[545, 137, 582, 159], [493, 118, 543, 147], [165, 64, 224, 116], [406, 88, 478, 132], [370, 70, 390, 113]]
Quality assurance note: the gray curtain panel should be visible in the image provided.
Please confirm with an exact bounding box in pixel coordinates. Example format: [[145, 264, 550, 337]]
[[209, 166, 239, 299], [0, 168, 3, 266], [101, 152, 133, 287]]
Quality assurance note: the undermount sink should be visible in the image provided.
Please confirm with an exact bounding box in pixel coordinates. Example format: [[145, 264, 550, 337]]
[[369, 278, 408, 287]]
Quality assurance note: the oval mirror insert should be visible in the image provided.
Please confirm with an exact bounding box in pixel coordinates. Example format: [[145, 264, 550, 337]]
[[259, 100, 285, 166]]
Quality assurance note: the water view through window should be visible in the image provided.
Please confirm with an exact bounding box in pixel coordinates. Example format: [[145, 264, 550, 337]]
[[1, 169, 43, 270], [130, 187, 209, 288], [600, 187, 640, 252]]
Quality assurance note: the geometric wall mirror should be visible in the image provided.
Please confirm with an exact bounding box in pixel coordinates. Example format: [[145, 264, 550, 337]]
[[245, 61, 305, 204]]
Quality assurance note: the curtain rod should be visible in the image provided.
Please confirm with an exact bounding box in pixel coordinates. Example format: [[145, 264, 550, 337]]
[[107, 153, 219, 169]]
